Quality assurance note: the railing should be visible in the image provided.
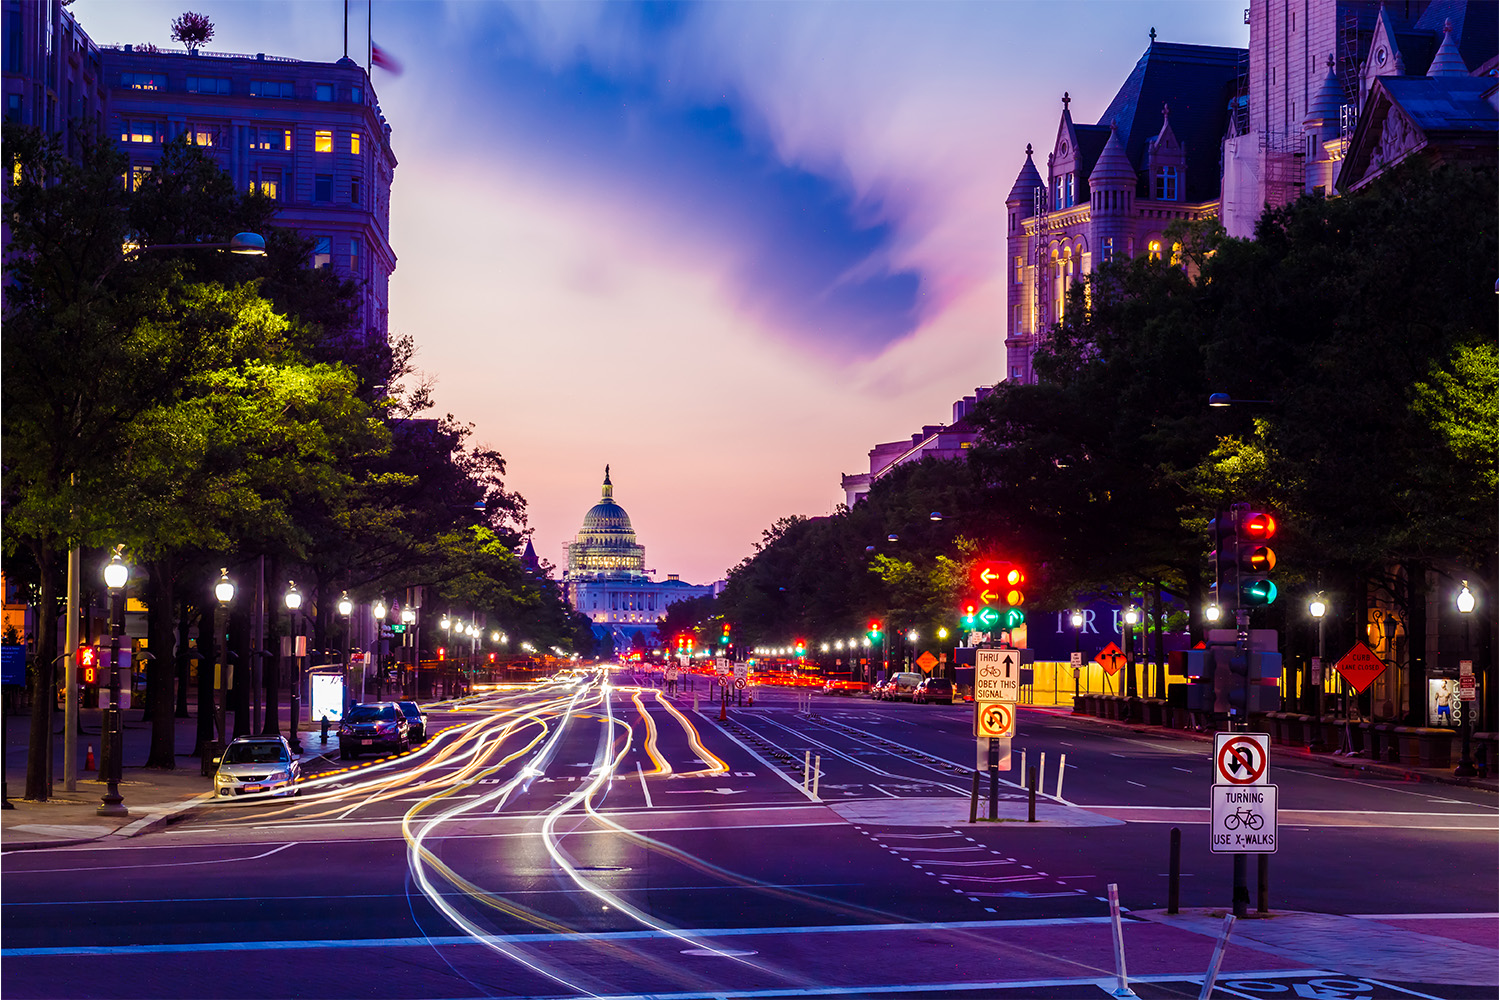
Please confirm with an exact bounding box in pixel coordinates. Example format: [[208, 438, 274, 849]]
[[100, 44, 301, 64]]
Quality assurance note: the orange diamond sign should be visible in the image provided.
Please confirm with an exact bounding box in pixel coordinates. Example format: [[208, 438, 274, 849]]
[[1334, 641, 1387, 694], [916, 651, 938, 671], [1094, 642, 1127, 675]]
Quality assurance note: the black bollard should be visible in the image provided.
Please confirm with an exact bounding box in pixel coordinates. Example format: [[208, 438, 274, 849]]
[[320, 714, 330, 744], [1257, 854, 1269, 913], [970, 770, 980, 823], [988, 739, 1000, 820], [1168, 827, 1181, 914], [1027, 765, 1037, 823]]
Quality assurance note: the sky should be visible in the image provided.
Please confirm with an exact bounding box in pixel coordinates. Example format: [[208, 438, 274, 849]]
[[74, 0, 1248, 585]]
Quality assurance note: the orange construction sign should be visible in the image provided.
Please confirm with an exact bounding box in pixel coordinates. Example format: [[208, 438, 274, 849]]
[[1094, 642, 1127, 676], [1334, 641, 1387, 694]]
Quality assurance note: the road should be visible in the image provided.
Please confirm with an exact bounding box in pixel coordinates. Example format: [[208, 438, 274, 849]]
[[3, 674, 1495, 999]]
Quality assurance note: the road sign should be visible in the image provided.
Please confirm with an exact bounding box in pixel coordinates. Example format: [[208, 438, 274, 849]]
[[1334, 641, 1386, 694], [734, 677, 746, 690], [974, 649, 1020, 701], [1459, 659, 1474, 677], [1459, 675, 1477, 701], [733, 661, 747, 682], [715, 658, 731, 674], [975, 701, 1016, 738], [915, 651, 938, 671], [1214, 732, 1270, 785], [0, 645, 24, 686], [1210, 783, 1277, 853], [1070, 651, 1083, 668], [1094, 642, 1126, 675]]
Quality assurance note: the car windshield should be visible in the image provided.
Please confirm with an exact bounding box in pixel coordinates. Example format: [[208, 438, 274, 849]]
[[223, 742, 288, 764], [399, 702, 420, 715], [346, 704, 399, 722]]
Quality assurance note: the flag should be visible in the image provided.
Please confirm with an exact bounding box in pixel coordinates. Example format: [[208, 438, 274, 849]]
[[371, 42, 402, 75]]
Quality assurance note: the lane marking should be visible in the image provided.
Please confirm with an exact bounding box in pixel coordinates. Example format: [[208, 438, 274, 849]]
[[636, 761, 655, 809], [6, 842, 295, 875]]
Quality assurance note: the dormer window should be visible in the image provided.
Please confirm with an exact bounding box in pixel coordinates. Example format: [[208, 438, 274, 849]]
[[1065, 173, 1075, 207], [1154, 165, 1178, 201]]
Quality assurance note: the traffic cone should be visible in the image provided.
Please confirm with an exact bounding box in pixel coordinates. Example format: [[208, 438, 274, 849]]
[[84, 745, 96, 771]]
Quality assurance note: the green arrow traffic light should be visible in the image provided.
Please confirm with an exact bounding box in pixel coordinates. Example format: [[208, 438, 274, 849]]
[[1002, 607, 1026, 628], [975, 606, 1001, 628]]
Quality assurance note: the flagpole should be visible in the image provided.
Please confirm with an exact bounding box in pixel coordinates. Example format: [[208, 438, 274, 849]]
[[343, 0, 348, 59], [367, 0, 372, 77]]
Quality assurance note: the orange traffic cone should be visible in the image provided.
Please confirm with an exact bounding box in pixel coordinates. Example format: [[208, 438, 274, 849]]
[[85, 745, 96, 771]]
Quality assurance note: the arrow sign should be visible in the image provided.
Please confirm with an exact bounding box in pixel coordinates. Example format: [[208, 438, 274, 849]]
[[978, 589, 1000, 605], [976, 606, 1002, 628], [979, 568, 1000, 585], [975, 650, 1019, 701]]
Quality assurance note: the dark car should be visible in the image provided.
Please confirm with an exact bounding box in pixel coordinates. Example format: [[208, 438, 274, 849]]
[[398, 700, 427, 742], [912, 677, 954, 705], [338, 702, 410, 760]]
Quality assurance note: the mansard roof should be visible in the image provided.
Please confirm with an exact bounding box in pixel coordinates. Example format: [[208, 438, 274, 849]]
[[1095, 40, 1243, 203], [1414, 0, 1498, 75]]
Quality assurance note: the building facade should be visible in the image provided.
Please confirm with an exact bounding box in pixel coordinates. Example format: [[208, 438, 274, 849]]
[[564, 468, 715, 650], [1002, 37, 1244, 386], [841, 387, 994, 507], [3, 0, 397, 344]]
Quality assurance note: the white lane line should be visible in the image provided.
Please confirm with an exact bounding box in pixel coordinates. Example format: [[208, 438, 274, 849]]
[[868, 784, 900, 799], [636, 762, 654, 809], [1126, 780, 1147, 788], [697, 714, 821, 803], [9, 842, 295, 875]]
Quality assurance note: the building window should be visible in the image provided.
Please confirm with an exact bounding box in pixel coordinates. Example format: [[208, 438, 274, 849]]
[[130, 164, 152, 191], [188, 125, 218, 147], [1154, 166, 1178, 201], [121, 120, 161, 143], [1010, 366, 1021, 379], [350, 132, 361, 155], [352, 85, 364, 104], [1148, 239, 1162, 260], [1065, 173, 1075, 207], [120, 72, 164, 91], [250, 172, 280, 200], [314, 174, 332, 201], [315, 83, 334, 102], [1013, 256, 1023, 285], [185, 76, 230, 95], [254, 128, 291, 152], [250, 80, 295, 98], [350, 176, 361, 204], [1012, 303, 1021, 333], [313, 236, 331, 270], [5, 93, 21, 122], [1008, 212, 1015, 233], [314, 130, 332, 153], [350, 236, 361, 273]]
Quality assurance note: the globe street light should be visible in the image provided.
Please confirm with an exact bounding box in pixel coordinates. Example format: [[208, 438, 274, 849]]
[[337, 591, 353, 713], [97, 547, 129, 817], [1123, 606, 1140, 701], [1308, 594, 1328, 750], [400, 604, 417, 699], [213, 569, 235, 748], [1071, 610, 1085, 701], [370, 599, 387, 699], [284, 582, 304, 754], [1455, 582, 1478, 777]]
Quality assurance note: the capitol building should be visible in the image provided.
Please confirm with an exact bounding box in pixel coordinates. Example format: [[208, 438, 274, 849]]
[[564, 468, 716, 649]]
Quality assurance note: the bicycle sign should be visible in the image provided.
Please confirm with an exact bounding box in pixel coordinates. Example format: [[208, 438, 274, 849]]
[[1210, 783, 1277, 853]]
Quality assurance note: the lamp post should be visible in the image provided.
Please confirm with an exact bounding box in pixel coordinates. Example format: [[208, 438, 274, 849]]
[[371, 598, 386, 701], [401, 604, 416, 698], [1123, 606, 1140, 701], [1308, 595, 1328, 751], [284, 582, 304, 754], [337, 591, 353, 713], [213, 569, 235, 747], [1071, 610, 1084, 700], [1455, 582, 1478, 777], [97, 547, 129, 817]]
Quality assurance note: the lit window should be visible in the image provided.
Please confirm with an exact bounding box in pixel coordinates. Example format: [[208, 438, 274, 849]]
[[1148, 240, 1163, 260], [1102, 236, 1114, 263], [250, 174, 279, 200], [120, 72, 163, 91], [253, 128, 291, 152], [315, 83, 334, 102], [185, 76, 230, 95], [1013, 256, 1023, 285], [250, 80, 295, 98], [315, 130, 332, 153], [313, 236, 331, 270], [350, 132, 361, 155], [189, 126, 217, 147], [1012, 303, 1021, 332], [121, 120, 159, 143], [131, 164, 152, 191], [1154, 166, 1178, 201]]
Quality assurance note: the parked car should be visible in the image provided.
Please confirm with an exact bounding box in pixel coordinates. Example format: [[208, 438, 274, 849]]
[[214, 735, 301, 798], [338, 702, 410, 759], [398, 700, 427, 742], [883, 671, 924, 701], [912, 677, 954, 705], [870, 677, 894, 700]]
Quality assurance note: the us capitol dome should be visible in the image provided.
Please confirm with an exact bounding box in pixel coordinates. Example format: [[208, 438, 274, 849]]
[[564, 467, 717, 650]]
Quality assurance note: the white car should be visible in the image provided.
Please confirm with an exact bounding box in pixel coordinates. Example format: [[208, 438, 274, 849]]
[[213, 735, 302, 798]]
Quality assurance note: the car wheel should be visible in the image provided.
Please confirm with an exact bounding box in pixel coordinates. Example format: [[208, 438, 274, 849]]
[[339, 748, 352, 760], [400, 737, 410, 753]]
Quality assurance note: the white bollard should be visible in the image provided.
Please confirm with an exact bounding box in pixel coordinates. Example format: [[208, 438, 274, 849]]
[[812, 755, 822, 799], [803, 750, 812, 790], [1197, 913, 1236, 1000], [693, 694, 699, 713], [1056, 753, 1067, 800], [1019, 749, 1027, 783], [1037, 752, 1046, 799], [1108, 883, 1137, 997]]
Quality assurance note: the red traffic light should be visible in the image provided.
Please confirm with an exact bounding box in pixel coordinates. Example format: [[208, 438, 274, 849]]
[[77, 645, 97, 669], [1242, 512, 1277, 539]]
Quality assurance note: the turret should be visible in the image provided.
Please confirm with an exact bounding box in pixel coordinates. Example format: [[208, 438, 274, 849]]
[[1302, 55, 1344, 195], [1088, 124, 1134, 264], [1004, 145, 1045, 381]]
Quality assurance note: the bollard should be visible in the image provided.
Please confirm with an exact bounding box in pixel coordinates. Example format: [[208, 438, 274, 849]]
[[1019, 749, 1027, 784], [1257, 854, 1269, 913], [812, 755, 822, 799], [1056, 753, 1068, 800], [803, 750, 811, 791], [1168, 827, 1181, 914], [1107, 883, 1137, 997], [320, 715, 330, 744], [693, 693, 699, 713], [1037, 752, 1046, 799], [1027, 765, 1037, 823], [1197, 913, 1236, 1000], [988, 741, 1000, 821], [969, 770, 980, 823]]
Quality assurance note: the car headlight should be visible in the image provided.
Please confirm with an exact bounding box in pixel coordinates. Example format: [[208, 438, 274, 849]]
[[267, 770, 290, 783]]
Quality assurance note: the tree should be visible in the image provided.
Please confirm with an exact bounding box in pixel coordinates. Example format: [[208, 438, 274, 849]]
[[169, 11, 214, 50]]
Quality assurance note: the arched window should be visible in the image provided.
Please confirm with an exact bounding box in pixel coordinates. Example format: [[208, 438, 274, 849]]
[[1148, 240, 1163, 260]]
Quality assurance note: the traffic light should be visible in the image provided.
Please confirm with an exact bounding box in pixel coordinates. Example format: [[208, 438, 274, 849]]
[[960, 604, 977, 628], [1210, 506, 1279, 610], [720, 623, 731, 645], [867, 620, 883, 642], [1000, 564, 1026, 627], [78, 645, 99, 685], [794, 640, 806, 658]]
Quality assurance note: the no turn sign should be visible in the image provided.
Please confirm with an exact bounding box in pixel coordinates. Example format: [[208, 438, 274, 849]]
[[1214, 732, 1269, 785], [975, 701, 1016, 738]]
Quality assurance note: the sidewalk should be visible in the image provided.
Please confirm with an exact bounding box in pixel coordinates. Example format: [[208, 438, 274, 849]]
[[2, 703, 345, 851], [1025, 702, 1500, 793]]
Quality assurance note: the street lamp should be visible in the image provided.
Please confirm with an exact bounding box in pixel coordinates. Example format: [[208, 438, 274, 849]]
[[284, 582, 304, 753], [213, 569, 235, 748], [370, 598, 387, 700], [1071, 610, 1085, 701], [1308, 594, 1328, 750], [1123, 606, 1140, 701], [1455, 582, 1478, 777], [337, 591, 353, 712], [97, 547, 129, 817], [400, 603, 417, 698], [1205, 604, 1221, 624]]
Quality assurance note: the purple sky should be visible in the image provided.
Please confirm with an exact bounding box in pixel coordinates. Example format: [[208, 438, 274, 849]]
[[75, 1, 1247, 585]]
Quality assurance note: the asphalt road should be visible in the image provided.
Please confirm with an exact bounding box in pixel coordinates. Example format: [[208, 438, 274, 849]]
[[3, 677, 1495, 999]]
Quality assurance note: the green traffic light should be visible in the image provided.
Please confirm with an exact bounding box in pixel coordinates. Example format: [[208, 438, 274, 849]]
[[1242, 580, 1278, 606], [1002, 607, 1026, 628]]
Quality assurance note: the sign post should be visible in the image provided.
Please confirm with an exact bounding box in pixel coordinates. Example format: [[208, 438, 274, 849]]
[[1211, 732, 1275, 917], [974, 649, 1020, 819]]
